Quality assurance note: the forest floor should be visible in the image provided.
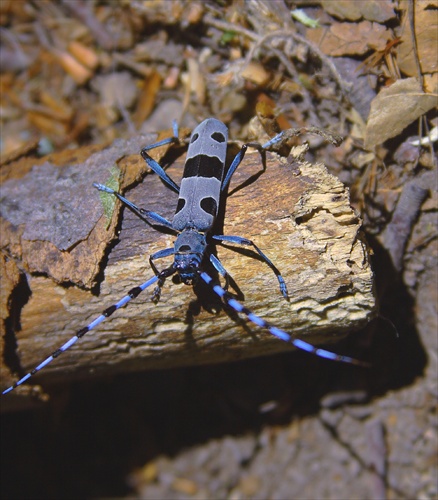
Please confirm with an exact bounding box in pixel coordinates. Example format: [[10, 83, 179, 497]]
[[1, 2, 436, 499]]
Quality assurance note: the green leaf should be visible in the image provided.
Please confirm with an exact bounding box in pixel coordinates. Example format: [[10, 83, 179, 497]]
[[291, 9, 319, 28], [220, 30, 237, 45]]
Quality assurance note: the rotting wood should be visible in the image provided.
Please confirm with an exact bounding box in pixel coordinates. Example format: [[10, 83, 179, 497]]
[[0, 137, 375, 403]]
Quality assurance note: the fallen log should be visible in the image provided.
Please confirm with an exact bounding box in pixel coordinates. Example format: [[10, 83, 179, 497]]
[[0, 132, 375, 406]]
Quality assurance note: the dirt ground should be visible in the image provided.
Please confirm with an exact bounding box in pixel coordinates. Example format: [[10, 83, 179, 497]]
[[1, 2, 437, 499]]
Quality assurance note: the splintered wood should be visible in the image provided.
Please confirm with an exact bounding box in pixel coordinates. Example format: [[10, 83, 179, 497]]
[[1, 141, 375, 395]]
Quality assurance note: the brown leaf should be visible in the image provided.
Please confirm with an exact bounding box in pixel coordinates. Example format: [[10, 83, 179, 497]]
[[397, 0, 438, 76], [53, 49, 92, 85], [67, 40, 99, 70], [364, 77, 437, 149], [322, 0, 396, 22], [307, 21, 391, 56], [240, 62, 271, 86], [424, 72, 438, 94], [132, 71, 161, 128], [91, 72, 138, 111]]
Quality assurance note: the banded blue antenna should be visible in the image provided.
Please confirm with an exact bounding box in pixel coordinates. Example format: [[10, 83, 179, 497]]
[[2, 276, 158, 395], [200, 273, 369, 367], [3, 118, 367, 395]]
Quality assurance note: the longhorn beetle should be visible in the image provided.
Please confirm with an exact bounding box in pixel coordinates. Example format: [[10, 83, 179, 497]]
[[2, 119, 368, 395]]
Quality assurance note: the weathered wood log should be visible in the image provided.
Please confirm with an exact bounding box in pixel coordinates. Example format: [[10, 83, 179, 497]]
[[0, 133, 375, 405]]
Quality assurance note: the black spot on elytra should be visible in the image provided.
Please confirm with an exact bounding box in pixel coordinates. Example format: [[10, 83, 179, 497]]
[[211, 132, 225, 143], [200, 197, 217, 216], [175, 198, 185, 214], [183, 156, 222, 179]]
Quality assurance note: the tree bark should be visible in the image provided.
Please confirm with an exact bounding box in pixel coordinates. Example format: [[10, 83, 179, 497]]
[[1, 135, 375, 403]]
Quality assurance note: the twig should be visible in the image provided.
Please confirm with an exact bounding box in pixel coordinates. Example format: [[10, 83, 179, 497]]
[[243, 30, 299, 83], [61, 0, 114, 50], [205, 16, 350, 95], [282, 126, 343, 146], [408, 0, 424, 91]]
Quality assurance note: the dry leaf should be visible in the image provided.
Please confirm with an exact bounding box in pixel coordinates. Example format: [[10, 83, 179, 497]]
[[397, 0, 438, 76], [424, 72, 438, 94], [26, 111, 69, 137], [240, 61, 271, 86], [91, 71, 138, 111], [39, 91, 74, 122], [186, 57, 206, 105], [364, 77, 437, 149], [307, 21, 391, 56], [53, 49, 92, 85], [132, 71, 161, 128], [68, 40, 99, 70], [321, 0, 396, 22]]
